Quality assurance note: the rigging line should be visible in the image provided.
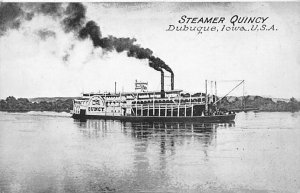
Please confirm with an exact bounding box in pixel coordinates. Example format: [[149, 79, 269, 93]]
[[214, 80, 244, 105], [242, 81, 245, 108], [215, 80, 244, 82]]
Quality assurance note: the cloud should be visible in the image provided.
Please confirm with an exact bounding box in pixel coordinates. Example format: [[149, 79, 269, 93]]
[[0, 3, 24, 35], [36, 29, 56, 40]]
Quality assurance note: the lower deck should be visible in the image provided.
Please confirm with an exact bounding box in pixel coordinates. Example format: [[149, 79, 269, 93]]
[[130, 104, 205, 117]]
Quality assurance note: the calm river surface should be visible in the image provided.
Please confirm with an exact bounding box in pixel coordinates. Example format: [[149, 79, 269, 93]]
[[0, 111, 300, 193]]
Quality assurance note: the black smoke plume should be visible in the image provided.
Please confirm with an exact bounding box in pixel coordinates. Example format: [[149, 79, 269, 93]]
[[79, 20, 173, 73], [62, 3, 86, 33]]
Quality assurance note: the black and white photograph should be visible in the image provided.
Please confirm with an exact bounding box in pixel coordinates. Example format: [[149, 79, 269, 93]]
[[0, 2, 300, 193]]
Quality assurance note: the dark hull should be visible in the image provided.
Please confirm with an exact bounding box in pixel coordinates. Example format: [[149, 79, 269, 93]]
[[72, 114, 235, 123]]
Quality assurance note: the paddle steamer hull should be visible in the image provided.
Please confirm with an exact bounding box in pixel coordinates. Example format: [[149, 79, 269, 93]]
[[72, 113, 235, 123]]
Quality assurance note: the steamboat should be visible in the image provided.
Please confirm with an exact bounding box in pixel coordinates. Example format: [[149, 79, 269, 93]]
[[72, 71, 236, 122]]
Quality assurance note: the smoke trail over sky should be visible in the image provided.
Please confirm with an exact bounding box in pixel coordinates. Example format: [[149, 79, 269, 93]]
[[0, 2, 173, 73], [0, 3, 63, 36]]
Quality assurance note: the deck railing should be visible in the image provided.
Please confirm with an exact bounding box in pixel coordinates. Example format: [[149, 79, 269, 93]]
[[130, 103, 204, 117]]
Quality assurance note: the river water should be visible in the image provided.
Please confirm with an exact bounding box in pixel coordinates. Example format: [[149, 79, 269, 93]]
[[0, 111, 299, 193]]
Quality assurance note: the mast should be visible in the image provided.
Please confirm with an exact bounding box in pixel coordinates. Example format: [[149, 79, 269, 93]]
[[210, 81, 213, 102], [205, 80, 208, 111], [214, 80, 244, 105], [215, 81, 217, 106], [242, 80, 245, 109]]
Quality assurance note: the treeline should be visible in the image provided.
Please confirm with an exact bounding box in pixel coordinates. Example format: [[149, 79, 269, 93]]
[[0, 96, 73, 112], [220, 96, 300, 112], [0, 95, 299, 113]]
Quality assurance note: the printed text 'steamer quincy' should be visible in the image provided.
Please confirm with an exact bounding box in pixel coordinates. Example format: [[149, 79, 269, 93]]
[[178, 15, 269, 26]]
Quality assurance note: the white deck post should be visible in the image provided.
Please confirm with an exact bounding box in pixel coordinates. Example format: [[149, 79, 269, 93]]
[[184, 104, 187, 117], [153, 93, 155, 115], [191, 123, 194, 133], [165, 105, 167, 116], [171, 105, 173, 117], [113, 99, 115, 116], [135, 97, 138, 116], [141, 105, 143, 116], [191, 104, 194, 117], [147, 105, 149, 116], [159, 104, 161, 117], [177, 105, 180, 117]]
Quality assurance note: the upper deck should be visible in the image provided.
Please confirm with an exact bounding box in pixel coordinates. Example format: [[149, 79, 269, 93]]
[[81, 89, 206, 101]]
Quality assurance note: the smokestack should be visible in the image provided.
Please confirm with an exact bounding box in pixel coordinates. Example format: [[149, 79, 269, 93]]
[[161, 71, 165, 98], [171, 73, 174, 90]]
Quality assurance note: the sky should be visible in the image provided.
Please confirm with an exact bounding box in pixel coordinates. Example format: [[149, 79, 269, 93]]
[[0, 2, 299, 99]]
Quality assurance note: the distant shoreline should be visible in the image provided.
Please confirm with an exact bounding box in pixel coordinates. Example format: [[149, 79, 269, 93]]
[[0, 95, 299, 113]]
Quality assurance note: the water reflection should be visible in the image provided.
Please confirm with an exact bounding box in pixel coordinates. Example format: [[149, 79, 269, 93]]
[[75, 119, 234, 134], [72, 119, 235, 191], [74, 119, 235, 155]]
